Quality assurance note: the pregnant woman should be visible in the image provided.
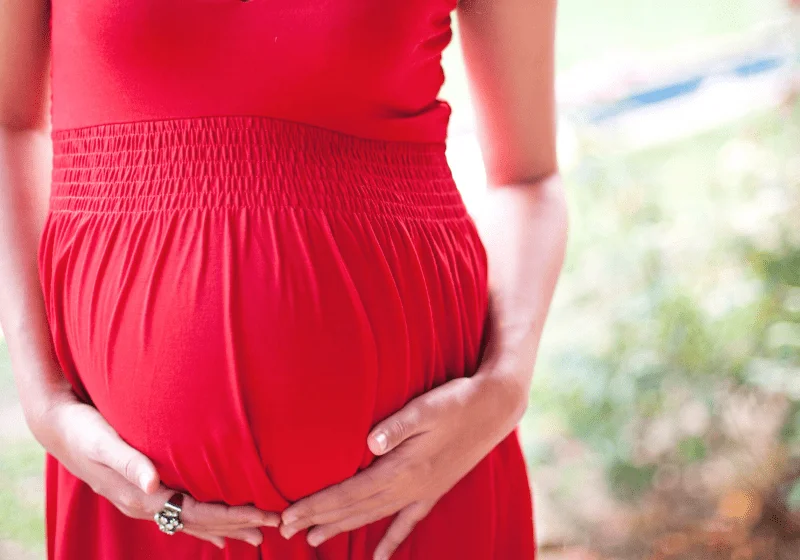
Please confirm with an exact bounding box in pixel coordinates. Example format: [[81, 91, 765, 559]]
[[0, 0, 567, 557]]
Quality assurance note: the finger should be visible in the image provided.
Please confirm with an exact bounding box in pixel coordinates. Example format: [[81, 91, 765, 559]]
[[304, 500, 405, 547], [279, 489, 391, 539], [181, 495, 280, 529], [199, 519, 278, 530], [111, 483, 185, 521], [182, 527, 225, 550], [281, 461, 395, 527], [367, 402, 429, 456], [212, 504, 280, 528], [85, 464, 276, 534], [373, 502, 432, 560], [105, 478, 278, 530], [82, 462, 165, 520], [85, 424, 160, 494], [207, 527, 264, 548], [102, 481, 193, 524]]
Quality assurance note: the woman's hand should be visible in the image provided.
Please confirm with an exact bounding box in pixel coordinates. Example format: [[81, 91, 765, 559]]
[[28, 390, 281, 549], [278, 295, 532, 560], [278, 163, 568, 557], [278, 170, 568, 559]]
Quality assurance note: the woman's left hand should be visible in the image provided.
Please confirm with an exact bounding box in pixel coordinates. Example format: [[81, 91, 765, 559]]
[[279, 171, 569, 558], [278, 360, 528, 560]]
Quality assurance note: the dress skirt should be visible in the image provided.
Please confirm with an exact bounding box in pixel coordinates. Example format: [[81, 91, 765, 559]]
[[36, 115, 536, 559]]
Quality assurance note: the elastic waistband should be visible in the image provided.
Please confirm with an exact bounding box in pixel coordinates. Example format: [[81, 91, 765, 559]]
[[49, 115, 468, 221]]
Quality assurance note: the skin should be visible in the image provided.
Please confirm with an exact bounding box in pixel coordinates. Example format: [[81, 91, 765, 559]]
[[278, 0, 567, 558], [1, 0, 566, 557], [0, 0, 280, 550]]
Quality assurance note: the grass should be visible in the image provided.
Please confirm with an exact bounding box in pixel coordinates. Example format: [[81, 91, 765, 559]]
[[0, 336, 45, 553], [0, 440, 45, 550], [0, 337, 16, 405], [555, 0, 784, 69]]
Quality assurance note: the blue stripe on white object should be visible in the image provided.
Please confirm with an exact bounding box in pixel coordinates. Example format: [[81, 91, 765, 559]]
[[586, 53, 793, 123]]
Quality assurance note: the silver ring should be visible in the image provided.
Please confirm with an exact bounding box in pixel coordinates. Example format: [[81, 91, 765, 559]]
[[154, 492, 185, 535]]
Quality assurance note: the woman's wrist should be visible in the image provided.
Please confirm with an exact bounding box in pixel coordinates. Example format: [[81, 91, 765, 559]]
[[15, 361, 78, 439], [472, 293, 540, 428], [471, 365, 531, 438], [467, 173, 568, 436], [4, 313, 76, 423]]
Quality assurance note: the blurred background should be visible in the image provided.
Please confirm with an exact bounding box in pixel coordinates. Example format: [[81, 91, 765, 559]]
[[2, 0, 799, 558]]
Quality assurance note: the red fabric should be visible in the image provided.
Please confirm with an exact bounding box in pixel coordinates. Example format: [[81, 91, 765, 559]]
[[40, 1, 537, 558], [49, 0, 455, 142]]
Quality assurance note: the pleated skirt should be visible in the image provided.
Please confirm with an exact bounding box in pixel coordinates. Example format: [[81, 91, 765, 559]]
[[37, 115, 536, 559]]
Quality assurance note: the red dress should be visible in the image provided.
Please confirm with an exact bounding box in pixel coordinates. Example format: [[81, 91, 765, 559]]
[[38, 0, 537, 558]]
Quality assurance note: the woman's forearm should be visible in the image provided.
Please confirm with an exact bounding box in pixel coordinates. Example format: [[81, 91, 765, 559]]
[[472, 172, 569, 409], [456, 0, 563, 414], [0, 126, 283, 545], [0, 125, 73, 426]]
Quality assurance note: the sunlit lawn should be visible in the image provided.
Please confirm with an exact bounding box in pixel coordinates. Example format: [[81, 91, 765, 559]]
[[0, 341, 46, 557]]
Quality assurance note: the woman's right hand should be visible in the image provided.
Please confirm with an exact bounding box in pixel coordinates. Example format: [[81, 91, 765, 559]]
[[2, 0, 277, 549], [28, 391, 280, 549]]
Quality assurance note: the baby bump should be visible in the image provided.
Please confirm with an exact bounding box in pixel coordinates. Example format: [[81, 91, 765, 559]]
[[38, 116, 489, 511], [40, 205, 489, 508]]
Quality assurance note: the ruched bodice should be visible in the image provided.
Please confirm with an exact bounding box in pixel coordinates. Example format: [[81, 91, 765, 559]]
[[49, 0, 456, 142]]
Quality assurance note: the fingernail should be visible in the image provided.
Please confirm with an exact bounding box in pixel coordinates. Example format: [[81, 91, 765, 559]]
[[374, 432, 388, 452], [247, 537, 261, 547], [281, 526, 298, 540], [138, 473, 151, 492], [308, 533, 324, 547]]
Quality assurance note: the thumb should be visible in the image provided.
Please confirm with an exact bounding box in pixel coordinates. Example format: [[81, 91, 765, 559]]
[[368, 404, 425, 456], [91, 426, 160, 494]]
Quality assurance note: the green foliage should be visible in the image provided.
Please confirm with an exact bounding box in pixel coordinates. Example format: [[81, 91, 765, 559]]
[[555, 0, 782, 69], [529, 104, 800, 504], [0, 441, 45, 481], [608, 460, 657, 502], [677, 436, 707, 462], [0, 441, 45, 548], [781, 401, 800, 445], [789, 479, 800, 512]]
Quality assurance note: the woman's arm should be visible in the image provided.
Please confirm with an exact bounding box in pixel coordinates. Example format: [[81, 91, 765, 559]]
[[0, 0, 278, 547], [0, 0, 66, 423], [278, 0, 567, 557], [458, 0, 567, 406]]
